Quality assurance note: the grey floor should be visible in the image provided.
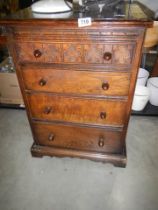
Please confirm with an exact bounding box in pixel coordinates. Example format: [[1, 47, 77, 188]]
[[0, 108, 158, 210]]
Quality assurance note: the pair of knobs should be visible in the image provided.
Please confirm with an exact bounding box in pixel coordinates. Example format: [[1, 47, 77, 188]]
[[34, 49, 112, 61], [44, 106, 106, 120], [39, 78, 109, 91], [44, 106, 106, 121], [48, 133, 105, 148]]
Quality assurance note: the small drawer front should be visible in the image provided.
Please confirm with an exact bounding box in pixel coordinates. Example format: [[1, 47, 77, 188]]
[[28, 93, 127, 126], [33, 122, 123, 154], [22, 68, 130, 97], [16, 42, 135, 65]]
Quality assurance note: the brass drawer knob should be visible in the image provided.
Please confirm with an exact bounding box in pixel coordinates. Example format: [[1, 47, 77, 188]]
[[34, 49, 42, 58], [43, 106, 52, 114], [98, 138, 104, 147], [39, 78, 47, 86], [103, 52, 112, 61], [102, 82, 109, 90], [100, 112, 106, 119], [48, 133, 55, 141]]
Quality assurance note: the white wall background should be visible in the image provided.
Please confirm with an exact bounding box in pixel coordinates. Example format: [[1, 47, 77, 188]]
[[137, 0, 158, 11]]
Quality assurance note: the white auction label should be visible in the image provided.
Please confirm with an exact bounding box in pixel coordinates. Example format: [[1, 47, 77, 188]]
[[78, 17, 92, 27]]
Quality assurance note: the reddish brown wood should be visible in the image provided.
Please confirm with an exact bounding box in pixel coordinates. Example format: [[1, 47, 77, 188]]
[[39, 78, 47, 87], [103, 52, 112, 61], [151, 57, 158, 77], [112, 45, 134, 64], [32, 122, 123, 154], [16, 42, 135, 65], [21, 67, 130, 97], [98, 138, 105, 147], [31, 143, 127, 167], [34, 49, 42, 58], [27, 93, 127, 126], [0, 35, 7, 46], [0, 2, 153, 167]]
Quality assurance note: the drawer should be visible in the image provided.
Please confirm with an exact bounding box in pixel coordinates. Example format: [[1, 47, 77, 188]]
[[28, 93, 127, 126], [16, 42, 135, 65], [22, 67, 130, 97], [32, 122, 123, 154]]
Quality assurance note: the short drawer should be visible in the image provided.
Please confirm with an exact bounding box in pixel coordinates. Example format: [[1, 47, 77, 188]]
[[32, 122, 123, 154], [22, 67, 130, 97], [16, 42, 135, 65], [28, 93, 127, 126]]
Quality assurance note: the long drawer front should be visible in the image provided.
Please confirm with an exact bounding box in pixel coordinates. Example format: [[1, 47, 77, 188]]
[[22, 67, 130, 97], [32, 122, 123, 154], [28, 93, 127, 126], [16, 42, 135, 65]]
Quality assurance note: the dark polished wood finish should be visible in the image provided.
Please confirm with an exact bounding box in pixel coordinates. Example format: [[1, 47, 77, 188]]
[[32, 122, 123, 154], [151, 57, 158, 77], [0, 35, 7, 46], [16, 42, 135, 65], [0, 1, 153, 167], [28, 93, 127, 126], [21, 67, 130, 96]]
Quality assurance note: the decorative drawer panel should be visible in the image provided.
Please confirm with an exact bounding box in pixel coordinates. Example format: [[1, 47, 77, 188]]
[[22, 67, 130, 97], [28, 93, 127, 126], [16, 42, 135, 65], [32, 122, 123, 154]]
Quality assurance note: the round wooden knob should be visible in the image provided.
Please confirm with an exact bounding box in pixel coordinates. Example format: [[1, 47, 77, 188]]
[[102, 82, 109, 90], [100, 112, 106, 119], [44, 106, 52, 114], [39, 78, 47, 86], [98, 138, 104, 147], [34, 49, 42, 58], [48, 133, 55, 141], [103, 52, 112, 61]]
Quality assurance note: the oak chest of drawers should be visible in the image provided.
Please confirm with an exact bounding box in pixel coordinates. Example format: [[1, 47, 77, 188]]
[[0, 3, 153, 167]]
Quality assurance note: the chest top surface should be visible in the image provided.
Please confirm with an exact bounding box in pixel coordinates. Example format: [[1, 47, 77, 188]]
[[0, 1, 154, 27]]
